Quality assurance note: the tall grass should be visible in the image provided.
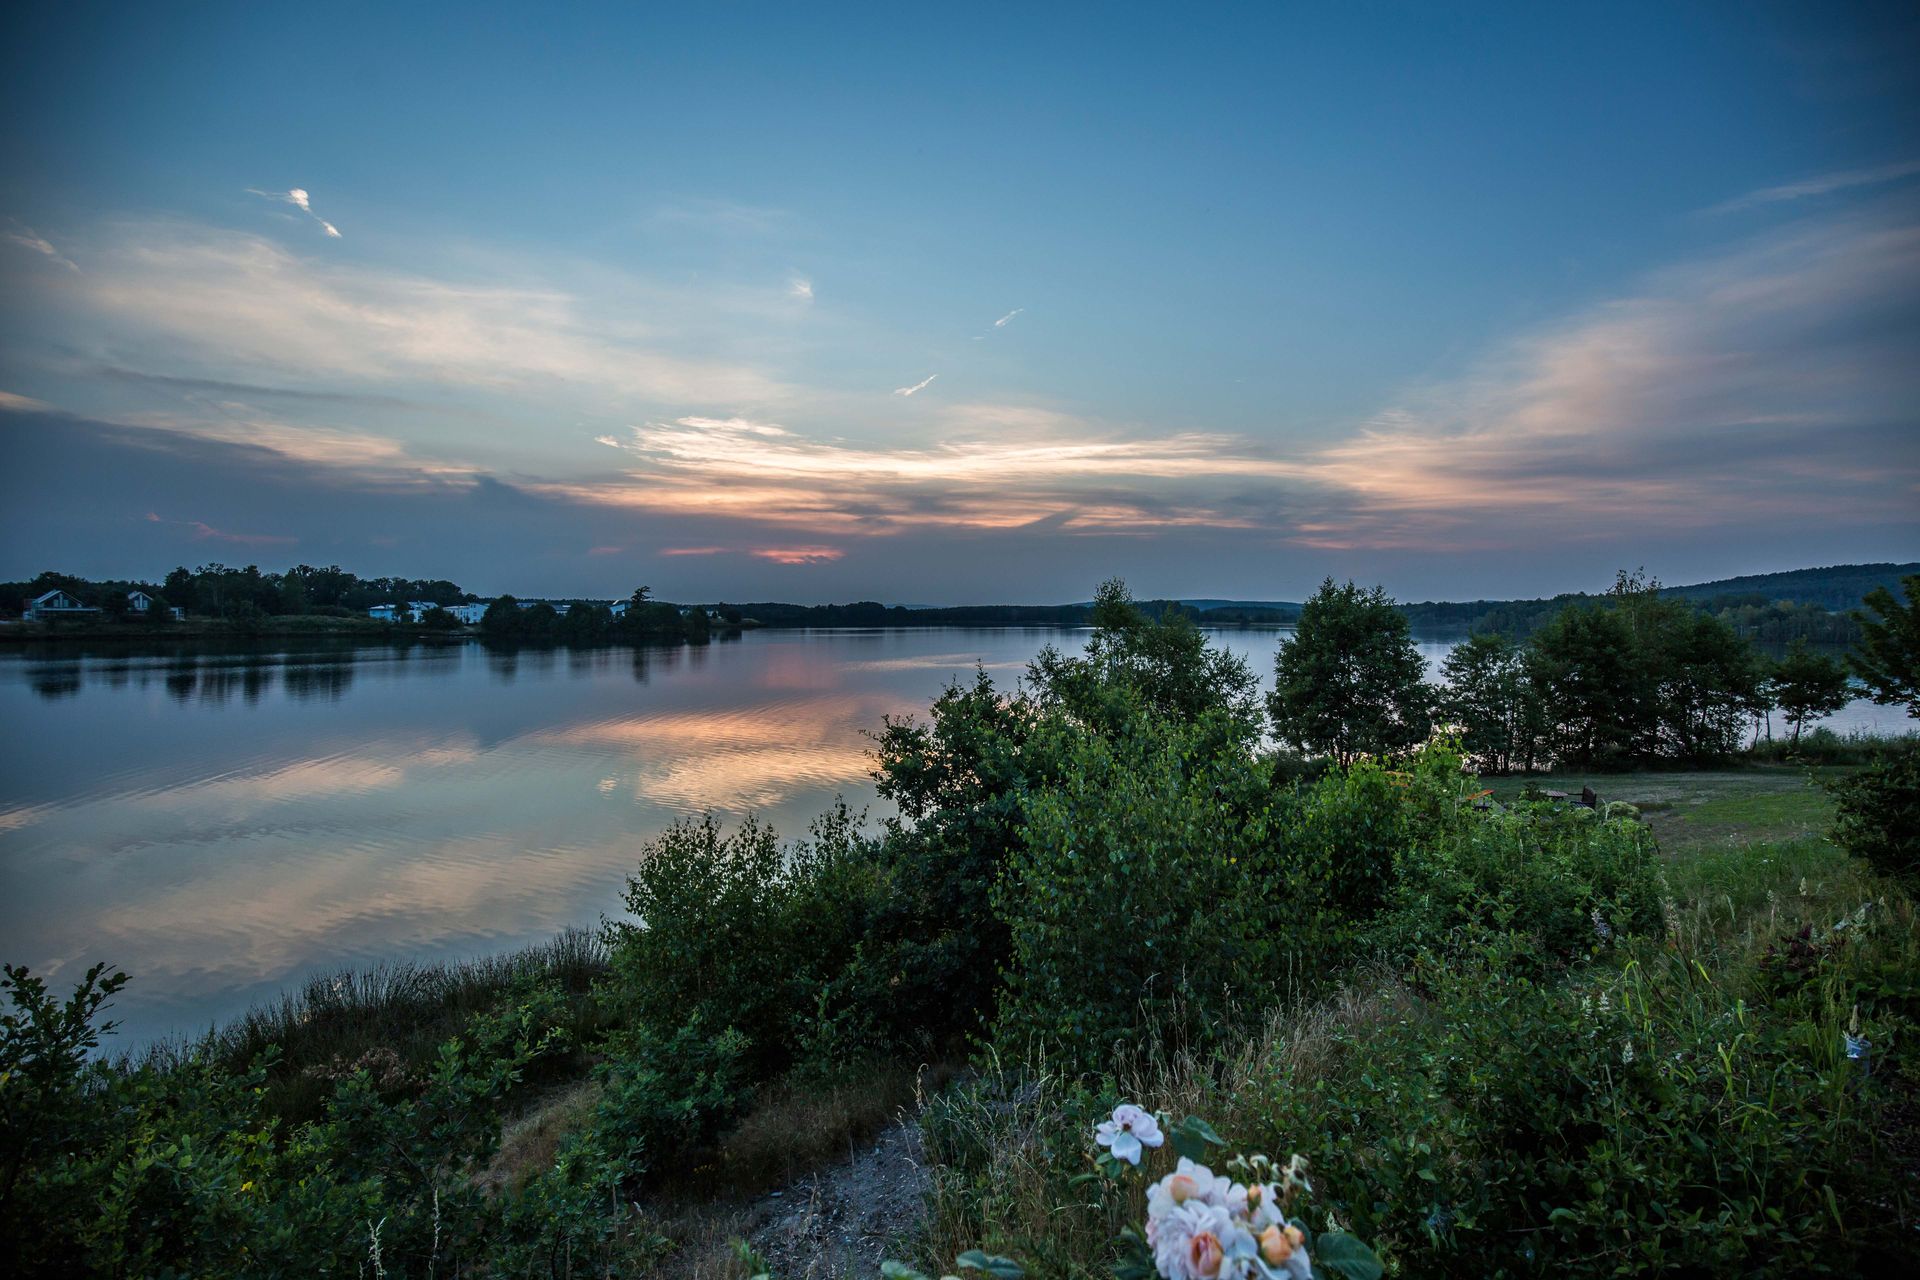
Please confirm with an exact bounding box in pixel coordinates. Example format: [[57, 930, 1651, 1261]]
[[138, 927, 609, 1119], [1745, 725, 1917, 766]]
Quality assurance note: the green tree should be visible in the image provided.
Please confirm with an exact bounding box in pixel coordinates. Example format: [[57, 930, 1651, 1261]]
[[1771, 639, 1851, 745], [1029, 578, 1260, 737], [1527, 605, 1645, 765], [1439, 632, 1541, 773], [1268, 579, 1431, 765], [1851, 574, 1920, 717]]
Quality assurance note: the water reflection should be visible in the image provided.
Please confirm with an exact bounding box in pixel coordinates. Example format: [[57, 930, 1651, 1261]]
[[0, 627, 1907, 1048]]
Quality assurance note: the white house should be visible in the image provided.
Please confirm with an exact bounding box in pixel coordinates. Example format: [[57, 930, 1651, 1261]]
[[609, 600, 630, 618], [25, 589, 100, 621], [368, 602, 404, 621], [126, 590, 156, 613], [447, 603, 488, 624]]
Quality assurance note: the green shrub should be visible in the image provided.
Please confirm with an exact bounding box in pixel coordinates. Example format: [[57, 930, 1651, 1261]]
[[1829, 741, 1920, 881], [1239, 937, 1895, 1275], [1369, 801, 1665, 966], [993, 711, 1349, 1072]]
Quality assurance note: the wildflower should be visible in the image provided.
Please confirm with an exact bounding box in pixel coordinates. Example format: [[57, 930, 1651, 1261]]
[[1590, 907, 1612, 942], [1148, 1200, 1253, 1280], [1148, 1157, 1233, 1218], [1621, 1038, 1635, 1066], [1096, 1103, 1166, 1166]]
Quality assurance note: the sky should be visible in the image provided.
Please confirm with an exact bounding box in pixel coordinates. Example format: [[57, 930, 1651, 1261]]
[[1, 1, 1916, 604]]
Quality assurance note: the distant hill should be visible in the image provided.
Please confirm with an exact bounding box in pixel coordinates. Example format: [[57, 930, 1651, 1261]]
[[1656, 562, 1920, 611], [732, 562, 1913, 638], [1398, 561, 1918, 642]]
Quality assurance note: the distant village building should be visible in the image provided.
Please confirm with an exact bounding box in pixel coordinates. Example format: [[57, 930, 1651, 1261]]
[[609, 600, 630, 618], [25, 589, 99, 620], [446, 603, 488, 624]]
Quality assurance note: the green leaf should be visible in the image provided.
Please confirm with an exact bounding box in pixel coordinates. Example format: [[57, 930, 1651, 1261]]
[[1312, 1232, 1384, 1280], [882, 1262, 933, 1280], [956, 1250, 1025, 1278], [1170, 1115, 1227, 1161]]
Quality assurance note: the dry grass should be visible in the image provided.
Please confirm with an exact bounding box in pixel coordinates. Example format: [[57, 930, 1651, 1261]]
[[481, 1078, 603, 1194], [698, 1063, 928, 1195]]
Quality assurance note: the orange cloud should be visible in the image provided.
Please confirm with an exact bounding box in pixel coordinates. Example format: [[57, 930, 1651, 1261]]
[[751, 546, 843, 565]]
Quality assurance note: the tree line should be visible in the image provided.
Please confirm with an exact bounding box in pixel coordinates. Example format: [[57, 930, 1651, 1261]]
[[1273, 569, 1916, 771]]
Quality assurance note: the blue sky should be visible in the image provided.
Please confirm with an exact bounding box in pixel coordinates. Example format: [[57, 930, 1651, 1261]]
[[2, 1, 1916, 602]]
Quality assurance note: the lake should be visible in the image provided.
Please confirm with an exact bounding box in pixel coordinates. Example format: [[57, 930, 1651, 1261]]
[[0, 627, 1905, 1047]]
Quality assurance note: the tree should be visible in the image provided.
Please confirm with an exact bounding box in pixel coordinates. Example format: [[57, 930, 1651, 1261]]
[[1527, 605, 1645, 766], [1268, 579, 1432, 765], [1439, 632, 1541, 774], [1851, 574, 1920, 717], [1029, 578, 1261, 737], [1771, 639, 1851, 745]]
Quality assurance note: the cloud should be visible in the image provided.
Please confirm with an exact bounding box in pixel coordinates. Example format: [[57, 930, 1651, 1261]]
[[993, 307, 1024, 327], [1705, 159, 1920, 215], [0, 390, 55, 413], [248, 187, 342, 237], [545, 413, 1308, 533], [1291, 205, 1920, 549], [893, 373, 938, 397], [586, 544, 624, 555], [659, 546, 726, 556], [57, 222, 790, 407], [5, 226, 79, 271], [789, 277, 814, 300], [145, 510, 297, 546], [751, 546, 843, 564]]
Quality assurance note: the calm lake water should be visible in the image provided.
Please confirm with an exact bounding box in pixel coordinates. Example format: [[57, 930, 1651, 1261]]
[[0, 627, 1905, 1047]]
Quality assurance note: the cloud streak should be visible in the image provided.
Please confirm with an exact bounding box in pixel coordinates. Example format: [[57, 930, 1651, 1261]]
[[5, 226, 79, 271], [1705, 159, 1920, 215], [248, 187, 342, 237], [994, 307, 1024, 327], [893, 374, 938, 397]]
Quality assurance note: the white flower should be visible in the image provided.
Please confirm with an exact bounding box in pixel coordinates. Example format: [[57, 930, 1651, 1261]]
[[1148, 1199, 1255, 1280], [1147, 1156, 1234, 1220], [1096, 1103, 1166, 1165]]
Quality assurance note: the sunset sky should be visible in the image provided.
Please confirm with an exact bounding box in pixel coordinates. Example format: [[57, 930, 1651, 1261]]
[[2, 2, 1916, 603]]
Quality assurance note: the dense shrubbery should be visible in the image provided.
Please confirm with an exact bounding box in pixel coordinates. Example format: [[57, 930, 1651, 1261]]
[[6, 574, 1917, 1277]]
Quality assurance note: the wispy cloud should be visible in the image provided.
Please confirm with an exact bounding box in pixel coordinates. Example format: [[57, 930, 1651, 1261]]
[[993, 307, 1024, 327], [659, 546, 727, 557], [1292, 206, 1920, 548], [751, 546, 843, 564], [248, 187, 342, 237], [62, 222, 790, 406], [789, 277, 814, 300], [0, 390, 55, 413], [5, 225, 79, 271], [145, 510, 297, 546], [893, 373, 938, 397], [1704, 159, 1920, 215], [553, 413, 1306, 532]]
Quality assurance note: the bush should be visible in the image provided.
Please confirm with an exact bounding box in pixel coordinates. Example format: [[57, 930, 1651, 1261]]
[[993, 711, 1350, 1072], [1830, 741, 1920, 881], [1370, 802, 1665, 967]]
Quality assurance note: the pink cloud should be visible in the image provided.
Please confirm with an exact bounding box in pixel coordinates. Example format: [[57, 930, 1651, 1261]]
[[146, 511, 297, 546], [658, 546, 727, 557], [750, 546, 843, 565]]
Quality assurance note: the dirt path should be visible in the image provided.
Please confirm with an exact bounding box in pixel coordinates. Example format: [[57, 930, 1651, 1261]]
[[747, 1116, 930, 1279]]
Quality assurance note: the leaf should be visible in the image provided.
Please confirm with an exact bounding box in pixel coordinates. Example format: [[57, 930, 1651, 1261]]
[[1312, 1232, 1384, 1280], [881, 1263, 933, 1280], [1170, 1115, 1227, 1161], [956, 1250, 1025, 1278]]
